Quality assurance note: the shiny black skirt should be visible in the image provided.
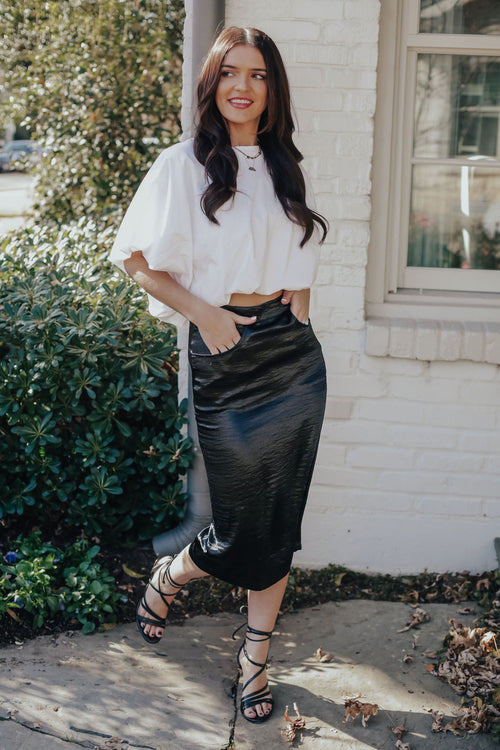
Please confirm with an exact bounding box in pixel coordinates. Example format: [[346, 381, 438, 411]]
[[188, 296, 327, 591]]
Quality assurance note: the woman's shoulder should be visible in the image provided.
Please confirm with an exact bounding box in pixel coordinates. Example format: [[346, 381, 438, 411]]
[[156, 137, 198, 168]]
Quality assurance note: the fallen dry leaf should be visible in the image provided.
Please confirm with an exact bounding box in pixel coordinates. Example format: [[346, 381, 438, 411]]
[[403, 654, 414, 664], [7, 608, 22, 623], [314, 647, 332, 663], [391, 724, 407, 739], [398, 608, 430, 632], [344, 696, 378, 727], [281, 702, 306, 743], [395, 740, 411, 750], [121, 563, 145, 579]]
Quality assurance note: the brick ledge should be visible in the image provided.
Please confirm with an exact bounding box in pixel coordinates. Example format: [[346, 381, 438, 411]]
[[366, 317, 500, 364]]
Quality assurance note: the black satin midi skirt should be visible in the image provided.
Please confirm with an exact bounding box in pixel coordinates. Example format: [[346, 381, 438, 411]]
[[188, 296, 327, 591]]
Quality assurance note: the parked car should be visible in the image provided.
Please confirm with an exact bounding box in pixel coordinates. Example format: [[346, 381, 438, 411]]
[[0, 140, 42, 172]]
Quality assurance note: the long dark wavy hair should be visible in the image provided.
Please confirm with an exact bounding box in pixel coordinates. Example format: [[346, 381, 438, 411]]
[[193, 26, 328, 247]]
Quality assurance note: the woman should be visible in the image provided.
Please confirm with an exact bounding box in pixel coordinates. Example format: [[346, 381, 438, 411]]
[[110, 26, 328, 724]]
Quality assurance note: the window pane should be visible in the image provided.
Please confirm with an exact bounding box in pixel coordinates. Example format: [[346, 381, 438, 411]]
[[420, 0, 500, 35], [408, 164, 500, 269], [414, 55, 500, 159]]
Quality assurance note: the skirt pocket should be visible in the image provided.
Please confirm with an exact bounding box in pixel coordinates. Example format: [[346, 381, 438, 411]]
[[188, 323, 247, 358]]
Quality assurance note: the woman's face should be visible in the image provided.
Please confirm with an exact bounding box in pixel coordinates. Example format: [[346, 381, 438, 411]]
[[215, 44, 268, 145]]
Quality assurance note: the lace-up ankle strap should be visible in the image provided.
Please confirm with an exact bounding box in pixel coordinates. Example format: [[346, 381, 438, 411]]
[[245, 625, 273, 642]]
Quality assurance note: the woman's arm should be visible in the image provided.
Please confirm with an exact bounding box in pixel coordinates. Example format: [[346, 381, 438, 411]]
[[123, 251, 256, 354], [281, 288, 310, 324]]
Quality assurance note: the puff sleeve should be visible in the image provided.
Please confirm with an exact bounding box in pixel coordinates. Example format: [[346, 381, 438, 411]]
[[109, 144, 194, 327]]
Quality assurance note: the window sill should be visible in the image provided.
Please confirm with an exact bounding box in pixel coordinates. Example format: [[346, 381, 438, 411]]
[[366, 317, 500, 364]]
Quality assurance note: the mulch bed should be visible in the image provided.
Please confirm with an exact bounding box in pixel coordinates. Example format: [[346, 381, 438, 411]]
[[1, 528, 498, 647]]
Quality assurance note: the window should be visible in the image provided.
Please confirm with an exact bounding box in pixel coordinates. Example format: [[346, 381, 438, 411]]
[[367, 0, 500, 327]]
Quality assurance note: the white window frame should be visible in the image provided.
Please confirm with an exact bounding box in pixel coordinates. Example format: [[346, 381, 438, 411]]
[[367, 0, 500, 326]]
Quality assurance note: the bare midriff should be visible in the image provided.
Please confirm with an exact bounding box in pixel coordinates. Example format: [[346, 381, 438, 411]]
[[228, 290, 283, 306]]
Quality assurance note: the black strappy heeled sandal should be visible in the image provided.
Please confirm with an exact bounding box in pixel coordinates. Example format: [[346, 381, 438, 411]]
[[136, 555, 183, 644], [236, 625, 274, 723]]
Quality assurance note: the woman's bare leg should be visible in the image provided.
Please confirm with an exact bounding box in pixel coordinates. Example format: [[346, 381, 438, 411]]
[[239, 573, 289, 720], [138, 545, 208, 640]]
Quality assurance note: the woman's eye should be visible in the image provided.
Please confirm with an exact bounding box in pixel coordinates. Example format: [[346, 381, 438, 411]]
[[220, 71, 233, 77], [253, 74, 266, 80]]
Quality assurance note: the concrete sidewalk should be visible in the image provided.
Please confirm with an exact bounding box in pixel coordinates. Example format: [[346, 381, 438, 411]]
[[0, 600, 494, 749]]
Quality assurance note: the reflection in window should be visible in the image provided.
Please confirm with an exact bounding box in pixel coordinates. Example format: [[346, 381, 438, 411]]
[[409, 53, 500, 270], [408, 166, 500, 269], [420, 0, 500, 35], [414, 56, 500, 159]]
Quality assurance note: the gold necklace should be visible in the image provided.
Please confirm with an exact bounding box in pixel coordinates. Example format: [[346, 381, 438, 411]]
[[233, 145, 262, 171]]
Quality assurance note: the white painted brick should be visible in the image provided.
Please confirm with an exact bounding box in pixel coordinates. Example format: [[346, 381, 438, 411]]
[[343, 0, 380, 21], [388, 320, 415, 359], [332, 196, 372, 221], [364, 322, 388, 356], [349, 44, 379, 69], [415, 320, 439, 361], [414, 495, 483, 517], [327, 467, 381, 489], [317, 284, 364, 312], [321, 346, 359, 374], [458, 430, 497, 454], [321, 419, 392, 445], [330, 245, 368, 266], [294, 43, 348, 65], [463, 323, 486, 362], [337, 222, 371, 247], [448, 473, 500, 499], [324, 397, 354, 420], [344, 90, 378, 114], [316, 442, 347, 466], [390, 425, 459, 450], [324, 20, 379, 43], [334, 265, 366, 287], [424, 403, 496, 430], [256, 19, 321, 40], [336, 177, 373, 196], [329, 373, 386, 398], [330, 308, 366, 330], [388, 375, 460, 403], [348, 446, 414, 470], [483, 499, 500, 518], [416, 451, 484, 473], [356, 399, 426, 425], [226, 0, 291, 21], [438, 321, 463, 361], [485, 323, 500, 364], [428, 361, 498, 380], [325, 67, 378, 90], [334, 490, 415, 514], [293, 88, 344, 111], [483, 455, 500, 473], [360, 351, 428, 376], [291, 0, 344, 19], [315, 265, 334, 285], [315, 155, 372, 181], [289, 66, 325, 88], [377, 471, 449, 494], [311, 112, 374, 135], [459, 380, 500, 405]]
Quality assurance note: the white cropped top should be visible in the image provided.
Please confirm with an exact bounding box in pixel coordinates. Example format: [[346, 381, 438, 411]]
[[109, 138, 321, 328]]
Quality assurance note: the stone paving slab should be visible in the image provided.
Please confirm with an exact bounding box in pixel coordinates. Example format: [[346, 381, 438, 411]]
[[0, 601, 495, 749]]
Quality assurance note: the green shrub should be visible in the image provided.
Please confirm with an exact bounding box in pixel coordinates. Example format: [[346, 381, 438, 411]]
[[1, 531, 123, 633], [0, 222, 193, 542], [0, 0, 184, 226]]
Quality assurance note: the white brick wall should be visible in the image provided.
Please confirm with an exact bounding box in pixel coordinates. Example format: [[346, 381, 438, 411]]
[[220, 0, 500, 574]]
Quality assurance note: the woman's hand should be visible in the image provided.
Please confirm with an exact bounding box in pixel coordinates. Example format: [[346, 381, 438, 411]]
[[281, 288, 310, 324], [197, 306, 256, 354]]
